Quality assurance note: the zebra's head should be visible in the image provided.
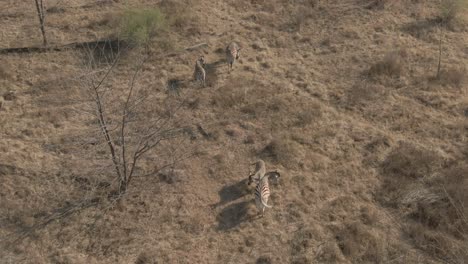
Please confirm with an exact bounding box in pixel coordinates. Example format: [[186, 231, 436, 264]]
[[266, 170, 281, 184], [198, 55, 205, 66]]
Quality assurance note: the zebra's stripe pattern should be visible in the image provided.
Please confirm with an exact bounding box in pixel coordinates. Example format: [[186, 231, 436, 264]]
[[226, 42, 241, 73], [255, 176, 271, 213], [254, 171, 280, 217]]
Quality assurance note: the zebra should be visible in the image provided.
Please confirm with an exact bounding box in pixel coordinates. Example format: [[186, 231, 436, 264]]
[[226, 42, 241, 73], [248, 160, 266, 185], [254, 171, 281, 217], [247, 160, 281, 216], [193, 55, 206, 87]]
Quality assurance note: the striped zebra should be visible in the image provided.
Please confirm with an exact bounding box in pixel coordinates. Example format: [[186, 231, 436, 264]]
[[254, 171, 281, 217], [226, 42, 241, 73], [193, 55, 206, 87]]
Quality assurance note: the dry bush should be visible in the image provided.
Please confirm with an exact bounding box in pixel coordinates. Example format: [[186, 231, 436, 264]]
[[135, 251, 158, 264], [211, 85, 246, 109], [367, 51, 404, 78], [438, 0, 467, 26], [87, 12, 119, 30], [433, 67, 466, 88], [260, 135, 303, 168], [346, 83, 387, 108], [418, 165, 468, 236], [379, 142, 468, 261], [159, 0, 201, 35], [256, 256, 272, 264], [211, 78, 269, 110], [0, 64, 13, 81], [290, 6, 316, 32], [406, 223, 468, 263], [335, 221, 387, 263], [381, 143, 442, 180], [290, 224, 328, 263], [362, 0, 389, 10], [292, 101, 322, 127]]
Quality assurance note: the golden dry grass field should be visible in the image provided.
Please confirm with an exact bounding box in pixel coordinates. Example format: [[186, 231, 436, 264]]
[[0, 0, 467, 263]]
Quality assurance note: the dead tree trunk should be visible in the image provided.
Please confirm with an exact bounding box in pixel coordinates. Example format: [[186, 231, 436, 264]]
[[34, 0, 47, 46]]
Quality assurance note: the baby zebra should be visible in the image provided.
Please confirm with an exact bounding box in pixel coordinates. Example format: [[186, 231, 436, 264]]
[[193, 55, 206, 87], [226, 42, 241, 73]]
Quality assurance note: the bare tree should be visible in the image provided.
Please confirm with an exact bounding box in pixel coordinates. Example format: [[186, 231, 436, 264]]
[[34, 0, 47, 46], [78, 43, 190, 198]]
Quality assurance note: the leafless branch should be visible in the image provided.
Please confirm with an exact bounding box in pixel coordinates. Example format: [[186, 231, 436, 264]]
[[34, 0, 47, 46]]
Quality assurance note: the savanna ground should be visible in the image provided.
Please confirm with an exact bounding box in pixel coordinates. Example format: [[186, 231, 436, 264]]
[[0, 0, 467, 263]]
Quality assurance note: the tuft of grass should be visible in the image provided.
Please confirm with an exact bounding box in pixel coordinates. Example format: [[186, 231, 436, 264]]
[[379, 142, 468, 261], [438, 0, 467, 25], [433, 67, 466, 88], [367, 51, 404, 78], [346, 83, 387, 108], [119, 8, 167, 47], [335, 221, 386, 263], [363, 0, 389, 10], [382, 143, 442, 180], [160, 0, 199, 28], [260, 135, 303, 168]]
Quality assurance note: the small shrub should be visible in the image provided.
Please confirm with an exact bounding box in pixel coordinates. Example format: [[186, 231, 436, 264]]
[[335, 222, 386, 263], [438, 0, 467, 25], [293, 102, 322, 127], [368, 51, 403, 78], [160, 0, 198, 29], [379, 142, 468, 261], [434, 67, 466, 88], [382, 143, 442, 180], [363, 0, 389, 10], [346, 83, 387, 108], [256, 256, 272, 264], [119, 8, 167, 47], [260, 136, 303, 168]]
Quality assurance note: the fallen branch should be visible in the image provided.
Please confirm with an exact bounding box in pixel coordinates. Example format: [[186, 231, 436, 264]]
[[185, 42, 208, 51]]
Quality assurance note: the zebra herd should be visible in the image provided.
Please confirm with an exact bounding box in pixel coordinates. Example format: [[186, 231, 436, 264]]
[[192, 41, 242, 87], [192, 43, 280, 217]]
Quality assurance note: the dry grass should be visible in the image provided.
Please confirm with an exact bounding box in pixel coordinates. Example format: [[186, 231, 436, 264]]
[[1, 0, 467, 263], [438, 0, 467, 26], [379, 142, 468, 261], [159, 0, 201, 33], [433, 67, 466, 88], [362, 0, 390, 10], [335, 221, 387, 263], [346, 83, 387, 108], [367, 51, 405, 78], [259, 135, 304, 169]]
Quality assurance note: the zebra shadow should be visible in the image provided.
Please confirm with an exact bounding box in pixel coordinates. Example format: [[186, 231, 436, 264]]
[[203, 59, 225, 87], [211, 178, 251, 208], [216, 201, 251, 231]]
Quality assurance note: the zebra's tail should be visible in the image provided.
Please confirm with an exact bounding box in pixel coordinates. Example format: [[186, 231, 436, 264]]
[[261, 199, 272, 208]]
